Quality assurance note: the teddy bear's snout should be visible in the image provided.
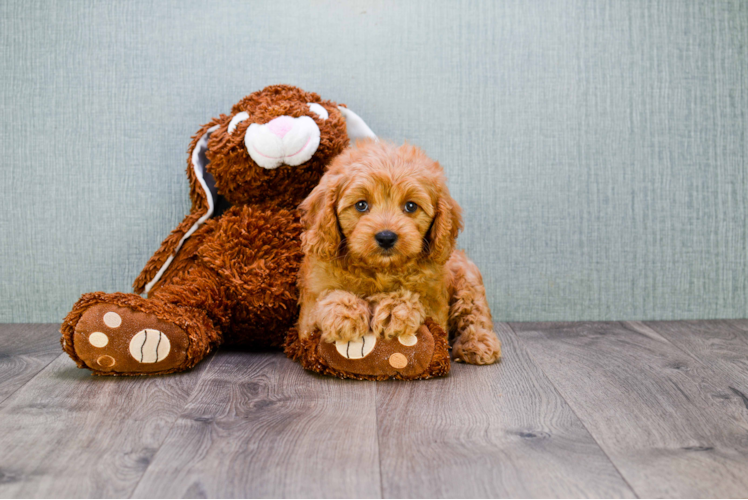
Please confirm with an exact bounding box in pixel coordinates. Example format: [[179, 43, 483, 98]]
[[265, 116, 295, 138], [244, 114, 321, 170]]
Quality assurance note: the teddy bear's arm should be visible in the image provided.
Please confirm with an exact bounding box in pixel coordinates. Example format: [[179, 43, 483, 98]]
[[132, 212, 205, 295]]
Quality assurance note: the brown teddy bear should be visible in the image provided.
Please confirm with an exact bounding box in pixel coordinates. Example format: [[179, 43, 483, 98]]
[[61, 85, 375, 376]]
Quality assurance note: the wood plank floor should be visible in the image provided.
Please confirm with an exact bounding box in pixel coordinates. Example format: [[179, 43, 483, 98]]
[[0, 321, 747, 498]]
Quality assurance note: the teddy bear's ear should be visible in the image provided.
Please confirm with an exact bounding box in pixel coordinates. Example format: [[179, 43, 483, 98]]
[[337, 106, 377, 143], [189, 123, 220, 217]]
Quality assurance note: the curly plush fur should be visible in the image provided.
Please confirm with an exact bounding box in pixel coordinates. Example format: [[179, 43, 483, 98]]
[[61, 85, 354, 375], [296, 140, 502, 365]]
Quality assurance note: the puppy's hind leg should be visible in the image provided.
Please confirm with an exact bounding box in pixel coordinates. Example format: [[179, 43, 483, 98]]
[[447, 250, 502, 365]]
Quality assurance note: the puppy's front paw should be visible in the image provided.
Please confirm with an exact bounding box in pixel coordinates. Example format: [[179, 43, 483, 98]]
[[316, 290, 371, 343], [452, 326, 502, 365], [370, 290, 425, 340]]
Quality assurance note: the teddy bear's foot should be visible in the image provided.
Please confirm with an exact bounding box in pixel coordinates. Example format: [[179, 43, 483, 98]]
[[285, 318, 451, 381], [61, 292, 216, 376], [73, 303, 190, 374]]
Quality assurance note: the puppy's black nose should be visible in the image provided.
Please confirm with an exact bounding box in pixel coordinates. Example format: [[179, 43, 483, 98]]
[[375, 230, 398, 249]]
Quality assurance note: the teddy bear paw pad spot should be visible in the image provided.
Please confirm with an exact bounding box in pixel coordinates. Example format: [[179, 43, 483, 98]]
[[88, 332, 109, 348], [97, 355, 116, 368], [398, 334, 417, 346], [103, 312, 122, 328], [129, 329, 171, 363], [335, 334, 376, 359], [389, 353, 408, 369]]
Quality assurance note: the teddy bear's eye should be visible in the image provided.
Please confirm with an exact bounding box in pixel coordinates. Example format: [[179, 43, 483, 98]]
[[307, 103, 329, 121], [228, 111, 250, 134], [404, 201, 418, 213], [355, 200, 369, 212]]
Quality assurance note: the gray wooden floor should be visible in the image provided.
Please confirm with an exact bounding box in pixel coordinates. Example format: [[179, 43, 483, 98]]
[[1, 321, 748, 498]]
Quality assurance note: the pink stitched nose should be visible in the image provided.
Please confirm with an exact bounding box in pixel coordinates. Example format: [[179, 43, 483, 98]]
[[266, 116, 295, 138]]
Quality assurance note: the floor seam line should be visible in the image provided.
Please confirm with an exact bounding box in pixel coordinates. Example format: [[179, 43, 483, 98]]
[[620, 321, 712, 366], [504, 321, 641, 499], [375, 380, 384, 499], [623, 320, 748, 393], [127, 351, 219, 499], [0, 352, 63, 410]]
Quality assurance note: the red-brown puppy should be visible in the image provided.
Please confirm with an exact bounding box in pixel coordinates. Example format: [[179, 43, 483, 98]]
[[298, 139, 501, 364]]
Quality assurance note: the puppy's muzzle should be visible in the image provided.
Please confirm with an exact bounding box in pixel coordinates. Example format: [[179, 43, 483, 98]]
[[375, 230, 398, 250]]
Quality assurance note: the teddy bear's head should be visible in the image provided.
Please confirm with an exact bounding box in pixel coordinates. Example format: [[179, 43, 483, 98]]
[[137, 85, 375, 296], [186, 85, 375, 215]]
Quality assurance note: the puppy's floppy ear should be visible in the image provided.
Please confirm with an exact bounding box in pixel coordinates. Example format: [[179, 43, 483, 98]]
[[300, 173, 342, 260], [425, 184, 463, 265]]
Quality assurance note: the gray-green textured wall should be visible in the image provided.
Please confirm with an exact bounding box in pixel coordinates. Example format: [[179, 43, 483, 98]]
[[1, 0, 746, 323]]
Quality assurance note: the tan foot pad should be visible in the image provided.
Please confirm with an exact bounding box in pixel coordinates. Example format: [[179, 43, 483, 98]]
[[73, 304, 188, 374], [318, 325, 435, 378]]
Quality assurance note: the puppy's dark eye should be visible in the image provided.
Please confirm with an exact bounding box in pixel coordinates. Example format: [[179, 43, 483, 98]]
[[355, 200, 369, 212], [404, 201, 418, 213]]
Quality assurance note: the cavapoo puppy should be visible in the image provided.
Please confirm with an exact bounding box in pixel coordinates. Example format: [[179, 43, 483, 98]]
[[297, 139, 501, 365]]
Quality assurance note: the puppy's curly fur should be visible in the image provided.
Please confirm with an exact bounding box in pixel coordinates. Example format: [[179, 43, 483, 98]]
[[297, 140, 501, 365]]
